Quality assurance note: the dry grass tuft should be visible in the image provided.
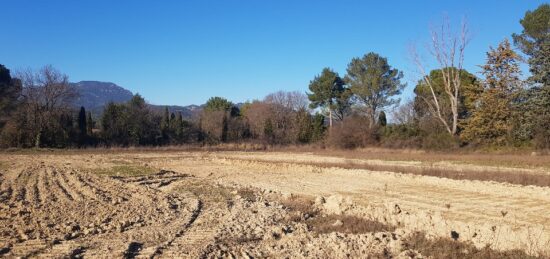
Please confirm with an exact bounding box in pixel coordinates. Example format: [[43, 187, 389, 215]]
[[404, 232, 538, 259], [278, 195, 394, 234], [236, 188, 258, 202], [280, 196, 319, 222], [179, 181, 234, 203]]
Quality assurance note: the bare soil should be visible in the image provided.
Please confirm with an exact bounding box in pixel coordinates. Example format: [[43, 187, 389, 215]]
[[0, 150, 548, 258]]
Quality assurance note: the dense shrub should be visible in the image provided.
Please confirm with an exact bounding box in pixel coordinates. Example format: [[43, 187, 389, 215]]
[[380, 124, 422, 148], [325, 116, 379, 149]]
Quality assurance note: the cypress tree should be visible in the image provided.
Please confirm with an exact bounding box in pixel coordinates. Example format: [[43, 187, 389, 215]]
[[378, 111, 387, 127], [295, 108, 313, 143], [221, 114, 228, 142], [78, 107, 87, 137], [170, 113, 176, 126], [263, 118, 274, 144], [175, 112, 184, 141], [161, 107, 170, 131], [310, 113, 326, 142]]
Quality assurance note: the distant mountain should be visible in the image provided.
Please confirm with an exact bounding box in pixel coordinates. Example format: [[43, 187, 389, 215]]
[[71, 80, 203, 119], [71, 81, 133, 114]]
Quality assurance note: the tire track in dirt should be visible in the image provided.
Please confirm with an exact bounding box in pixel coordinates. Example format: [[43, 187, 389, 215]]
[[51, 169, 79, 202], [0, 163, 200, 258], [28, 170, 40, 205], [10, 170, 29, 204], [156, 201, 226, 258], [36, 167, 50, 204]]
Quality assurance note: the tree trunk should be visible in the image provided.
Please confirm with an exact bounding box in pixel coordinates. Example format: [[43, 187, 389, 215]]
[[369, 108, 376, 129], [328, 109, 333, 128], [410, 17, 469, 137], [35, 131, 41, 148], [451, 105, 458, 135]]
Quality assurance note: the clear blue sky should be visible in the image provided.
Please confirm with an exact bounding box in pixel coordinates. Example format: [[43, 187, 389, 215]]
[[1, 1, 545, 106]]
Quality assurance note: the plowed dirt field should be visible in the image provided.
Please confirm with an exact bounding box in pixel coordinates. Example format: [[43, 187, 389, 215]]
[[1, 151, 548, 258]]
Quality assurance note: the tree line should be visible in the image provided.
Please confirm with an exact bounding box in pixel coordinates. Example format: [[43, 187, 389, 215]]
[[0, 4, 549, 150]]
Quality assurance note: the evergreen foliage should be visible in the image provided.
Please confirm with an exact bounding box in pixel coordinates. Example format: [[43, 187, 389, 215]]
[[345, 52, 405, 127]]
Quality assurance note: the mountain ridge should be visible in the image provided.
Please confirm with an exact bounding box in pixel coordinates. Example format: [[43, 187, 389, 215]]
[[71, 80, 203, 119]]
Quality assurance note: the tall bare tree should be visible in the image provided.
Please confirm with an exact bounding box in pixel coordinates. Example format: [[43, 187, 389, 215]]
[[411, 17, 470, 135], [17, 65, 77, 147]]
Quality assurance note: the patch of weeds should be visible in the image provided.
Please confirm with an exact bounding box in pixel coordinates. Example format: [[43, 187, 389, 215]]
[[181, 181, 234, 204], [278, 194, 396, 235], [93, 165, 156, 177], [280, 196, 319, 222], [237, 188, 257, 202], [308, 214, 395, 235], [404, 231, 538, 259]]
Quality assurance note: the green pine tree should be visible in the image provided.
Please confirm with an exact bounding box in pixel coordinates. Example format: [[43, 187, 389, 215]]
[[345, 52, 405, 127], [307, 68, 348, 127]]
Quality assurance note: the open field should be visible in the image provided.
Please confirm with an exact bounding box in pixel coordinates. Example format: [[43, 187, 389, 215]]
[[1, 150, 549, 258]]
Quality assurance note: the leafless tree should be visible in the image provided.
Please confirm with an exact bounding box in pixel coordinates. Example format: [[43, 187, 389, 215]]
[[392, 100, 416, 125], [17, 65, 77, 147], [264, 90, 309, 112], [199, 110, 226, 143], [410, 16, 470, 135], [241, 100, 273, 140], [263, 91, 309, 141]]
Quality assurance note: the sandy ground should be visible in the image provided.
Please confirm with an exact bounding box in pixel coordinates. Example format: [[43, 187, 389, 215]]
[[1, 151, 549, 258]]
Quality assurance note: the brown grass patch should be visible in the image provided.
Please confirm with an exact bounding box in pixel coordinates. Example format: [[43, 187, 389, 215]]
[[404, 232, 539, 259], [240, 157, 550, 187], [178, 181, 234, 203], [236, 187, 258, 202], [278, 195, 394, 235], [314, 148, 550, 169], [279, 195, 319, 222], [328, 161, 550, 188], [180, 183, 259, 205]]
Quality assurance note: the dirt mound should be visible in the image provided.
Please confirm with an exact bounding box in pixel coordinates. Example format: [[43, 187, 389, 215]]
[[195, 188, 413, 258], [320, 194, 355, 215]]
